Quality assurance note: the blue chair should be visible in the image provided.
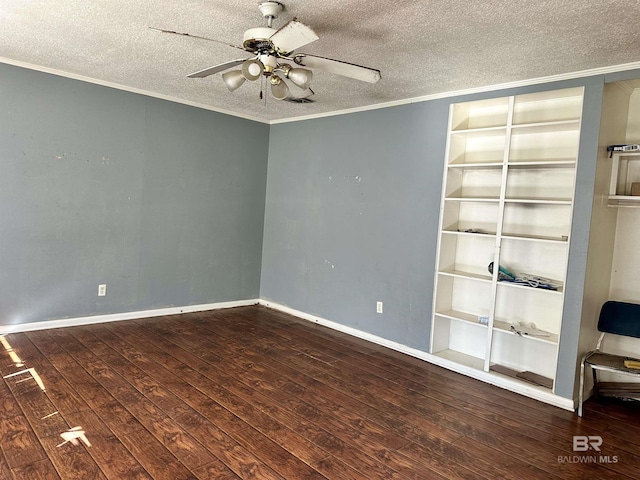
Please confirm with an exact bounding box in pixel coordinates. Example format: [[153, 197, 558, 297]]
[[578, 301, 640, 416]]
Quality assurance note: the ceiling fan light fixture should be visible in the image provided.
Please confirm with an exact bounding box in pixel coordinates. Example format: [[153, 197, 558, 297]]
[[286, 67, 313, 89], [241, 59, 264, 81], [222, 70, 246, 91], [270, 75, 289, 100], [156, 1, 381, 105]]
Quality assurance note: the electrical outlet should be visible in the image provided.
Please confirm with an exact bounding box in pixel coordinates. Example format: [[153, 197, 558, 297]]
[[376, 301, 383, 314], [98, 284, 107, 297]]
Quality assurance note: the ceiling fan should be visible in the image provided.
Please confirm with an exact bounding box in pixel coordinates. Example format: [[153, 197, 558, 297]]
[[151, 1, 381, 102]]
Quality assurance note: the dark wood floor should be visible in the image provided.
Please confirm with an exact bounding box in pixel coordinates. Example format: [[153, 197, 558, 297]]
[[1, 305, 639, 479]]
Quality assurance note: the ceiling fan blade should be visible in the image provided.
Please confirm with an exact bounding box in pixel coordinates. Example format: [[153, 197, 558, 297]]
[[187, 59, 249, 78], [294, 54, 381, 84], [149, 27, 247, 52], [269, 20, 319, 54]]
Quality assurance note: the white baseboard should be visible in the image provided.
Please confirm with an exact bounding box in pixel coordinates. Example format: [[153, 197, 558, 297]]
[[0, 299, 259, 335], [259, 299, 576, 412], [3, 298, 576, 411]]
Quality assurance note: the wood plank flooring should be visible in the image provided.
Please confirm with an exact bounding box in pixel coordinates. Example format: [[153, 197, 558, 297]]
[[1, 305, 639, 479]]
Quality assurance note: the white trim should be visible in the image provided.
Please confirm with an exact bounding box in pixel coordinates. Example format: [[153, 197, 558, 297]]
[[0, 57, 269, 125], [3, 55, 640, 126], [270, 61, 640, 124], [615, 80, 636, 96], [259, 299, 576, 411], [0, 299, 259, 334]]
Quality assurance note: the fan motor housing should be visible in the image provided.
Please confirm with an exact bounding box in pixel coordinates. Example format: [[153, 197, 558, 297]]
[[243, 27, 277, 52]]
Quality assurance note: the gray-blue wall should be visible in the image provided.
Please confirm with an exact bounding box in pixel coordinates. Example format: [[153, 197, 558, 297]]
[[0, 64, 268, 326], [260, 78, 607, 399], [261, 102, 450, 350]]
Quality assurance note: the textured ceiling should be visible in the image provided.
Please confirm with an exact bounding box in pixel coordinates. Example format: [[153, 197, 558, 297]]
[[1, 0, 640, 123]]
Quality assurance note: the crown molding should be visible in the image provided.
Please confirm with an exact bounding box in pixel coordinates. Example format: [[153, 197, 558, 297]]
[[271, 61, 640, 124], [0, 56, 270, 124], [3, 56, 640, 125]]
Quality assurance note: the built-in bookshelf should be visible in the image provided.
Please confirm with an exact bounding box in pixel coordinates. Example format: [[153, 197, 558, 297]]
[[430, 87, 584, 395]]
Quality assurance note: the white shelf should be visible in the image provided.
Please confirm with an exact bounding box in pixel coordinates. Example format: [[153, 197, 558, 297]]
[[510, 119, 580, 133], [448, 162, 504, 169], [488, 365, 554, 391], [441, 229, 497, 237], [496, 280, 564, 295], [504, 197, 573, 205], [494, 283, 564, 335], [500, 232, 569, 243], [435, 309, 489, 326], [490, 334, 559, 382], [445, 196, 500, 204], [438, 269, 492, 283], [505, 164, 576, 202], [512, 87, 584, 125], [431, 86, 582, 399], [448, 129, 507, 165], [451, 97, 510, 130], [450, 125, 509, 135], [508, 158, 578, 167], [444, 196, 500, 202], [608, 152, 640, 207], [493, 320, 559, 345], [503, 202, 572, 239], [433, 349, 485, 370], [607, 195, 640, 207], [509, 127, 580, 163], [507, 159, 576, 168]]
